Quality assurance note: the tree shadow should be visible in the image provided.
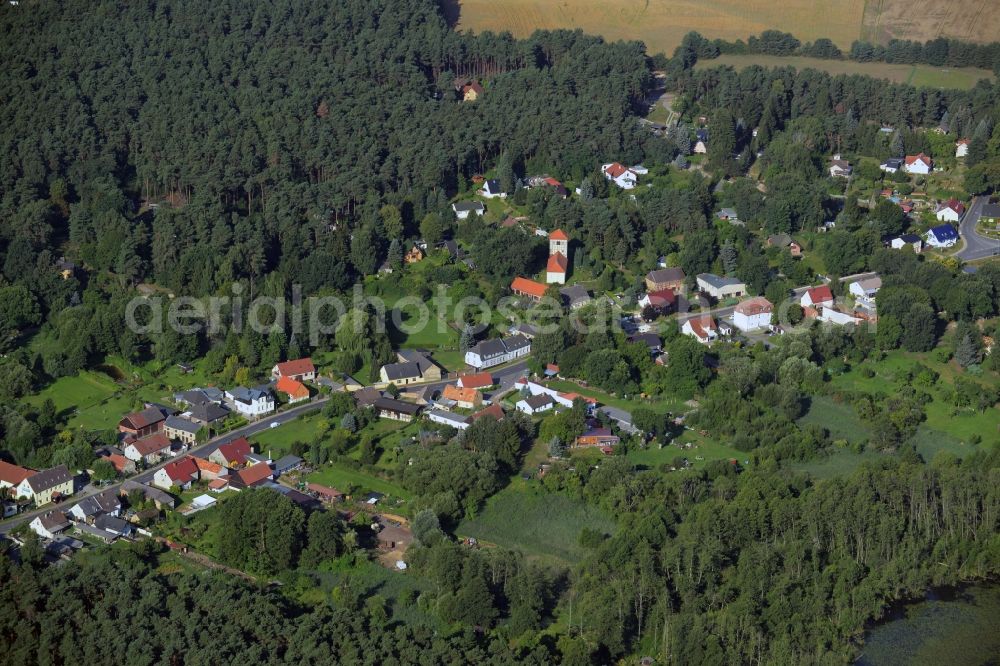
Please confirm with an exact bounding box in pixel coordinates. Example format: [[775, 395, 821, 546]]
[[437, 0, 461, 29]]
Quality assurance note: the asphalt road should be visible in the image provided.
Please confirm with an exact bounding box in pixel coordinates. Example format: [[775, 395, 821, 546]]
[[957, 196, 1000, 261], [0, 398, 329, 536]]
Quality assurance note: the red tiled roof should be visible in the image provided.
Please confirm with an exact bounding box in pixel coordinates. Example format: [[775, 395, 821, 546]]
[[104, 454, 130, 473], [941, 198, 965, 214], [275, 376, 309, 400], [216, 437, 252, 465], [129, 433, 171, 456], [511, 277, 547, 299], [604, 163, 628, 178], [806, 285, 833, 304], [546, 252, 568, 273], [644, 288, 676, 307], [190, 456, 224, 475], [470, 404, 505, 422], [163, 457, 198, 483], [458, 372, 494, 389], [687, 317, 717, 340], [904, 153, 931, 166], [735, 297, 773, 315], [443, 385, 480, 404], [208, 478, 229, 490], [275, 358, 314, 377], [0, 461, 35, 486], [957, 138, 970, 145], [543, 177, 562, 187], [549, 229, 568, 241], [237, 463, 273, 487]]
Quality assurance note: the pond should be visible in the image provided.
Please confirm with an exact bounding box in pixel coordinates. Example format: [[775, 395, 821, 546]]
[[95, 364, 127, 381], [857, 583, 1000, 665]]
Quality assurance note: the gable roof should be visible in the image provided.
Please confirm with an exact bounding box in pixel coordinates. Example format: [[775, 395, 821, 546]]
[[427, 409, 469, 427], [236, 463, 273, 488], [548, 229, 568, 241], [187, 401, 230, 423], [604, 162, 630, 178], [25, 465, 72, 493], [905, 153, 932, 166], [697, 273, 744, 290], [453, 200, 485, 212], [381, 361, 422, 382], [104, 454, 132, 473], [216, 437, 252, 465], [458, 372, 494, 389], [121, 406, 166, 430], [937, 198, 965, 214], [646, 267, 686, 284], [735, 297, 774, 315], [469, 403, 505, 422], [374, 397, 422, 416], [510, 277, 548, 298], [36, 510, 70, 532], [442, 385, 480, 404], [483, 178, 502, 193], [546, 252, 568, 273], [929, 224, 959, 241], [127, 433, 172, 456], [275, 376, 309, 400], [164, 415, 202, 435], [643, 288, 676, 307], [805, 285, 834, 303], [0, 460, 35, 486], [273, 455, 303, 474], [162, 457, 199, 483], [523, 394, 555, 410], [275, 358, 314, 377], [72, 489, 121, 517], [560, 284, 591, 307], [686, 316, 718, 340]]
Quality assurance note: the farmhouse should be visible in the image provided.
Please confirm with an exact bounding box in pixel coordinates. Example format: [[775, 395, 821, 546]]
[[464, 334, 531, 369], [925, 224, 959, 248], [272, 358, 315, 382], [903, 153, 932, 174], [935, 199, 965, 223], [30, 511, 71, 539], [733, 297, 773, 332], [118, 406, 166, 439], [696, 273, 746, 300], [373, 397, 422, 422], [209, 437, 253, 467], [645, 267, 686, 293], [123, 433, 172, 464], [510, 276, 547, 302], [457, 372, 493, 390], [452, 201, 485, 220], [601, 162, 638, 189], [164, 415, 201, 446]]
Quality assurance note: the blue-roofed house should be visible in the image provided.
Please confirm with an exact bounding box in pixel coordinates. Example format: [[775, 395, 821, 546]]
[[924, 224, 959, 249]]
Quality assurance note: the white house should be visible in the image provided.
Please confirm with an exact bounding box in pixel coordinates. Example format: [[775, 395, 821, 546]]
[[849, 276, 882, 305], [696, 273, 746, 300], [880, 158, 904, 173], [225, 386, 274, 418], [800, 285, 834, 310], [153, 457, 199, 491], [903, 153, 932, 175], [513, 379, 577, 409], [601, 163, 638, 189], [829, 155, 852, 178], [427, 409, 470, 431], [452, 201, 485, 220], [925, 224, 959, 248], [935, 199, 965, 223], [122, 434, 173, 464], [481, 179, 506, 199], [890, 234, 922, 253], [464, 335, 531, 370], [30, 511, 70, 539], [68, 490, 121, 522], [732, 297, 773, 332], [818, 308, 864, 326], [681, 316, 729, 344], [956, 139, 970, 158], [515, 393, 556, 415]]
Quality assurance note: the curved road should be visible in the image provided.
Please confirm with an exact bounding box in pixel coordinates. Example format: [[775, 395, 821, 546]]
[[958, 196, 1000, 261]]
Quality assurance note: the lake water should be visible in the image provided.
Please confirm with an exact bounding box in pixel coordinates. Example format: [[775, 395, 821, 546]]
[[857, 584, 1000, 665]]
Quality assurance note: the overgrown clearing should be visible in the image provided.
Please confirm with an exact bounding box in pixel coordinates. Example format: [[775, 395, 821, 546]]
[[698, 54, 993, 90], [305, 464, 413, 501], [456, 0, 997, 57], [458, 481, 616, 564]]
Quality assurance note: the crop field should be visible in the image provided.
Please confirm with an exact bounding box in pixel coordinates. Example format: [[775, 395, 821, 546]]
[[698, 54, 994, 90], [454, 0, 998, 57]]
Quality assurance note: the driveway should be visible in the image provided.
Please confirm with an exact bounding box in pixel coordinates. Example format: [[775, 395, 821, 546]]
[[957, 196, 1000, 261]]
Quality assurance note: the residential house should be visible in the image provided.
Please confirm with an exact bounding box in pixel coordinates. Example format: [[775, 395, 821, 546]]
[[682, 316, 725, 344], [118, 407, 166, 438], [546, 252, 568, 284], [801, 285, 835, 310], [880, 158, 904, 173], [93, 514, 133, 539], [849, 276, 882, 305], [716, 208, 743, 226], [442, 385, 482, 410], [628, 332, 663, 354], [469, 403, 505, 423], [818, 308, 864, 326], [120, 480, 177, 510], [733, 297, 774, 332], [452, 201, 485, 220], [209, 438, 253, 468], [396, 349, 442, 381], [123, 433, 172, 464], [273, 455, 303, 477], [191, 457, 226, 481], [55, 257, 77, 280], [174, 387, 224, 406], [956, 139, 970, 157], [513, 379, 581, 410], [0, 461, 35, 493], [693, 129, 709, 154], [829, 155, 852, 178], [638, 288, 676, 314], [508, 323, 538, 339], [379, 350, 440, 386], [19, 465, 74, 505], [186, 401, 230, 427], [645, 267, 686, 293], [464, 334, 531, 369], [460, 81, 484, 101], [481, 178, 505, 198], [272, 358, 315, 382], [30, 511, 70, 539], [981, 203, 1000, 226], [601, 162, 638, 189], [226, 386, 275, 417], [516, 393, 555, 415], [510, 276, 548, 302], [307, 483, 345, 503], [102, 454, 136, 476], [427, 409, 470, 431], [275, 376, 310, 404], [69, 490, 121, 523], [457, 372, 494, 390], [230, 462, 274, 490], [404, 245, 425, 264], [153, 457, 200, 490], [935, 199, 965, 223], [560, 284, 592, 310], [890, 234, 923, 252], [904, 153, 933, 174], [373, 397, 422, 422], [164, 415, 202, 446], [696, 273, 747, 300], [766, 233, 802, 256], [353, 387, 383, 409], [575, 427, 620, 448], [925, 224, 959, 248]]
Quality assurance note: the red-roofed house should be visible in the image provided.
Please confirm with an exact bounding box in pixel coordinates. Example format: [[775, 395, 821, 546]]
[[601, 162, 638, 189], [233, 463, 273, 489], [511, 277, 548, 301], [546, 252, 568, 284], [461, 81, 484, 102], [575, 427, 620, 447], [469, 403, 505, 423], [118, 407, 166, 438], [442, 385, 483, 410], [275, 376, 310, 404], [103, 454, 136, 476], [272, 358, 315, 382], [191, 457, 227, 481], [209, 437, 253, 467], [801, 285, 834, 310], [733, 297, 774, 332], [682, 316, 723, 344], [0, 461, 35, 490], [935, 199, 966, 223], [153, 457, 199, 490], [457, 372, 494, 390], [903, 153, 932, 174], [123, 433, 172, 464], [638, 288, 677, 314]]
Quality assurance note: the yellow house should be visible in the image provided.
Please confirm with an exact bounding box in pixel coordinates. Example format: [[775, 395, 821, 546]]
[[21, 465, 74, 505], [461, 81, 484, 102]]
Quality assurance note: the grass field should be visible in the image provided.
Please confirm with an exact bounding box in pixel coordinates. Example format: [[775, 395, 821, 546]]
[[454, 0, 998, 57], [543, 379, 684, 414], [458, 480, 616, 564], [304, 464, 413, 501], [697, 54, 994, 89], [797, 395, 871, 443]]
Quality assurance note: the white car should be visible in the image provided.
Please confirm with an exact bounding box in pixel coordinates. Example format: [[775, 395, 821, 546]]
[[269, 422, 279, 429]]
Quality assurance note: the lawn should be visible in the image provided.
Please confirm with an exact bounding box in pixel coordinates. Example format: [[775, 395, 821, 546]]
[[797, 395, 871, 444], [544, 379, 684, 415], [627, 430, 738, 470], [24, 371, 138, 431], [457, 480, 616, 565], [249, 412, 325, 457], [304, 464, 413, 501], [697, 54, 993, 90]]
